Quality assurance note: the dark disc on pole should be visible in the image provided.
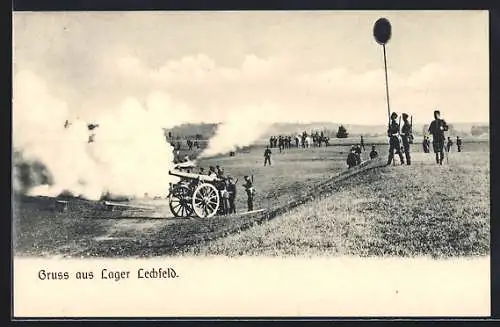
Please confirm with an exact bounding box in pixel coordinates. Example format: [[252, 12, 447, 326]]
[[373, 18, 392, 45]]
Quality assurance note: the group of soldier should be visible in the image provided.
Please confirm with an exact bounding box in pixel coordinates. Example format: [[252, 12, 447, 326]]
[[346, 142, 379, 169], [422, 135, 462, 154], [191, 165, 256, 214], [268, 131, 331, 152], [387, 110, 463, 166]]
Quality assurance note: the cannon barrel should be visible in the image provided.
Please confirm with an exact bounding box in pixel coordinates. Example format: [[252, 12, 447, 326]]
[[169, 169, 219, 182]]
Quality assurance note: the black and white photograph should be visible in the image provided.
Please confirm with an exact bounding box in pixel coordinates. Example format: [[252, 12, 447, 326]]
[[12, 10, 490, 317]]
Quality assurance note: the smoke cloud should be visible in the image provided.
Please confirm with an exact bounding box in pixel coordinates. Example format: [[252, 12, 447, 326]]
[[199, 103, 280, 158], [13, 70, 178, 200]]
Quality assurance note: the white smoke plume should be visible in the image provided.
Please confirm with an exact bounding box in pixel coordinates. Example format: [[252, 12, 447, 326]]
[[13, 70, 178, 200], [199, 103, 280, 158]]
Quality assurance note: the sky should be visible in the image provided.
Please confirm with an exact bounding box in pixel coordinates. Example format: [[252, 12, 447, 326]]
[[13, 10, 489, 126]]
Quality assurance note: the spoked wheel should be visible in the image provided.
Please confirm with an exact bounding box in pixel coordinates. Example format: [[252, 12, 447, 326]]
[[192, 183, 220, 218], [169, 185, 194, 218]]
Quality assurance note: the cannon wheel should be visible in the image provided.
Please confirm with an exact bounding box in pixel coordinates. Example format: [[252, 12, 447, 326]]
[[192, 183, 220, 218], [169, 184, 194, 218]]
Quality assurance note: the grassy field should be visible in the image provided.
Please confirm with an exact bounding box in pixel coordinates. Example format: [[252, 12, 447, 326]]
[[184, 145, 490, 258], [12, 137, 489, 258]]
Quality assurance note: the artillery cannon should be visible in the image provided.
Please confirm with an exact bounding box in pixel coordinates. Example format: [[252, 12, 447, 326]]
[[168, 169, 223, 218]]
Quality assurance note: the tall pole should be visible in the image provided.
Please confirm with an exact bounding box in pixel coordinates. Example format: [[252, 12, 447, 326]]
[[383, 44, 391, 127]]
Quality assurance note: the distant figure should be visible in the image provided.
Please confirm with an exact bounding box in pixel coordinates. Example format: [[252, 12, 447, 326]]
[[387, 112, 405, 166], [369, 145, 378, 159], [243, 176, 255, 212], [456, 136, 463, 152], [229, 151, 236, 157], [428, 110, 449, 165], [347, 147, 358, 169], [264, 146, 272, 166], [446, 137, 453, 153], [226, 176, 237, 214], [198, 167, 205, 175], [422, 136, 430, 153], [360, 136, 365, 151], [401, 113, 412, 165]]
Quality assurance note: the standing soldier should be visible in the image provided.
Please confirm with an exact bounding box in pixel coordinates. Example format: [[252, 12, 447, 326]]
[[387, 112, 405, 165], [243, 176, 255, 212], [347, 147, 358, 168], [369, 145, 378, 159], [446, 137, 454, 153], [456, 136, 463, 152], [226, 176, 237, 214], [360, 135, 365, 151], [428, 110, 449, 165], [401, 113, 412, 165], [216, 165, 224, 178], [264, 145, 272, 166], [208, 166, 218, 177], [422, 136, 430, 153]]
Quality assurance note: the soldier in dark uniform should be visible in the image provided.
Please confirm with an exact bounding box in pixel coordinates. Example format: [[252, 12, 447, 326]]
[[446, 137, 453, 152], [264, 145, 272, 166], [226, 176, 237, 214], [428, 110, 449, 165], [369, 145, 378, 159], [387, 112, 405, 166], [216, 165, 224, 178], [208, 166, 217, 177], [354, 145, 362, 164], [401, 113, 412, 165], [456, 136, 463, 152], [422, 136, 429, 153], [360, 136, 365, 151], [347, 147, 358, 168], [243, 176, 254, 212]]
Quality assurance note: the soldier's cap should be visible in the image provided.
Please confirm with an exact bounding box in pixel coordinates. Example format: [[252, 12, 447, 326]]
[[227, 176, 233, 180], [372, 145, 376, 148], [402, 113, 409, 119], [391, 112, 398, 118], [244, 175, 250, 179]]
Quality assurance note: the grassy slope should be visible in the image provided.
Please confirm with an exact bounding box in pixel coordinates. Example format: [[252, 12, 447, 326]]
[[184, 150, 490, 258]]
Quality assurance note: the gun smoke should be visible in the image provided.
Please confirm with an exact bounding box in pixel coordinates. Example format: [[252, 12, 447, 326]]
[[13, 70, 179, 200], [199, 103, 279, 158]]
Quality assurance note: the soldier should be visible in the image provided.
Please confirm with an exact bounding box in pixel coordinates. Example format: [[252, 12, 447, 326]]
[[422, 136, 429, 153], [216, 165, 224, 178], [354, 144, 362, 164], [208, 166, 217, 177], [347, 147, 358, 168], [360, 135, 365, 151], [369, 145, 378, 159], [387, 112, 405, 165], [198, 167, 205, 175], [428, 110, 449, 165], [446, 137, 453, 153], [401, 113, 412, 165], [226, 176, 237, 214], [220, 180, 230, 215], [243, 176, 255, 212], [456, 136, 463, 152], [264, 145, 272, 166]]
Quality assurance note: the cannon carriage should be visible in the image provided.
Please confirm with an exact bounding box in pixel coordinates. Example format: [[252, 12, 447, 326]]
[[168, 168, 225, 218]]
